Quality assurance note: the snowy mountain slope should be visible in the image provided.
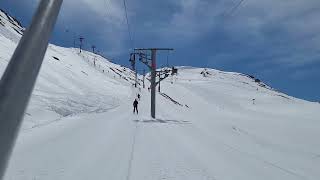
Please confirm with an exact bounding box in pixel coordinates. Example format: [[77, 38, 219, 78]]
[[0, 9, 24, 43], [1, 10, 320, 180], [0, 41, 137, 129], [125, 67, 320, 180], [0, 12, 137, 130]]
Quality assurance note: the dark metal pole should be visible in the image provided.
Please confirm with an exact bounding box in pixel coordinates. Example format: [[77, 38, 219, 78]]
[[134, 48, 173, 119], [73, 32, 76, 48], [79, 37, 84, 53], [91, 45, 96, 54], [135, 71, 138, 88], [158, 72, 161, 92], [0, 0, 63, 179], [133, 54, 137, 88], [151, 49, 156, 118], [143, 69, 145, 88]]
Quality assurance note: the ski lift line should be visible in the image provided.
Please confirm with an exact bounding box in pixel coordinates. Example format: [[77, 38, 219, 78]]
[[223, 0, 245, 17], [126, 122, 139, 180], [123, 0, 134, 49], [63, 27, 101, 52], [65, 29, 78, 48], [0, 0, 63, 179], [228, 0, 245, 16], [206, 0, 245, 67], [166, 49, 170, 67], [104, 0, 112, 18]]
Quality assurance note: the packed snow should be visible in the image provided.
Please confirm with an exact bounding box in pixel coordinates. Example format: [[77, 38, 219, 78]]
[[1, 10, 319, 180]]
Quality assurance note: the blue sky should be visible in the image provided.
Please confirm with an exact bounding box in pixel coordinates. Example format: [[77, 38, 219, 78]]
[[1, 0, 320, 101]]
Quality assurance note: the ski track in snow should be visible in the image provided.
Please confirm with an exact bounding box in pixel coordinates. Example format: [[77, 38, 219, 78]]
[[189, 124, 308, 180], [126, 122, 139, 180]]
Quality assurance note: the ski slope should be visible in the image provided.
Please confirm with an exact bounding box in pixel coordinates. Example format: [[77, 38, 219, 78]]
[[1, 10, 320, 180]]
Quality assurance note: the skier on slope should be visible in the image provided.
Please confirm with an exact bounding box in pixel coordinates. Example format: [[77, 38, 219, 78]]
[[133, 99, 139, 114], [137, 94, 141, 101]]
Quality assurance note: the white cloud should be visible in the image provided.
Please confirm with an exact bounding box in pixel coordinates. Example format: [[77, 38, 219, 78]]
[[53, 0, 131, 56], [162, 0, 222, 40], [81, 0, 124, 25], [213, 0, 320, 66], [26, 0, 320, 66]]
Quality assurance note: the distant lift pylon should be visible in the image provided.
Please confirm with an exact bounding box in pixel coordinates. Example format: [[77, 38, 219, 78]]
[[130, 48, 174, 118]]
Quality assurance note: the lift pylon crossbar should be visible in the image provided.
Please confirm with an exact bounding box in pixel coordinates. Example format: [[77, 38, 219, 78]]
[[132, 48, 174, 118]]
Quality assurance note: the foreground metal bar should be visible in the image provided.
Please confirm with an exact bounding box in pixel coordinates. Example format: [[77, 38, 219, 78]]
[[0, 0, 63, 179]]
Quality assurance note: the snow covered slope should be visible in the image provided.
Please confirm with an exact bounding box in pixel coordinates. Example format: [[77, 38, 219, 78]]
[[0, 11, 137, 130], [0, 9, 24, 43], [1, 10, 320, 180]]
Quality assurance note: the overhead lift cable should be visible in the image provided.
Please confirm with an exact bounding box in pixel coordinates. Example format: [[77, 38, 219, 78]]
[[228, 0, 245, 16], [104, 0, 112, 20], [223, 0, 245, 17], [123, 0, 134, 49], [206, 0, 246, 67]]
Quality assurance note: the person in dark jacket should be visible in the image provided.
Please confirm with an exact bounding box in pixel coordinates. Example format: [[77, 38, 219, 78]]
[[133, 99, 138, 114], [137, 94, 141, 101]]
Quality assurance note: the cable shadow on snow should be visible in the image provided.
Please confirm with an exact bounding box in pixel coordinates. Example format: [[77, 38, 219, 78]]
[[133, 119, 191, 125]]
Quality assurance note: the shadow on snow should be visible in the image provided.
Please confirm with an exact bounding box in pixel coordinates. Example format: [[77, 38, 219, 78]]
[[133, 119, 191, 124]]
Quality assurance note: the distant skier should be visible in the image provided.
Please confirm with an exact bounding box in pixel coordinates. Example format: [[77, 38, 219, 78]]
[[133, 99, 139, 114], [137, 94, 141, 101], [252, 98, 256, 105]]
